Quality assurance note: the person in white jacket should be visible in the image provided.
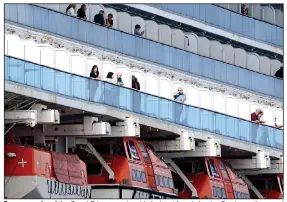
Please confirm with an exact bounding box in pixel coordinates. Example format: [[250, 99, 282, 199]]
[[66, 4, 76, 16]]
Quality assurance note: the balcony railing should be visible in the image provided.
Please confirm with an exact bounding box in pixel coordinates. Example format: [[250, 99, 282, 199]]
[[5, 56, 283, 150], [151, 4, 283, 47]]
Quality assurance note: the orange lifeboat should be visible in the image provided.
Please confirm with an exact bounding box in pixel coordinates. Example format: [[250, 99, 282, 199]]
[[173, 158, 250, 199], [4, 134, 91, 199], [78, 137, 178, 199]]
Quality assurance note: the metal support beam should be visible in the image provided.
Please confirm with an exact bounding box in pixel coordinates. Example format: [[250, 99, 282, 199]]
[[85, 141, 115, 181], [164, 158, 198, 198], [239, 174, 264, 199]]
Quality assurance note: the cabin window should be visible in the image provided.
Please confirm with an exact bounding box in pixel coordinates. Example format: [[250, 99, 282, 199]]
[[163, 176, 168, 188], [218, 161, 229, 179], [217, 187, 222, 198], [155, 175, 159, 186], [128, 141, 140, 160], [141, 171, 147, 183], [209, 160, 220, 178], [168, 177, 174, 189], [221, 188, 226, 198], [138, 142, 150, 162], [212, 186, 217, 197], [86, 163, 103, 175], [158, 175, 164, 187]]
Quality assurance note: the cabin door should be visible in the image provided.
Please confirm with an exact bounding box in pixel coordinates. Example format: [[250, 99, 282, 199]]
[[138, 142, 157, 190], [218, 160, 234, 198]]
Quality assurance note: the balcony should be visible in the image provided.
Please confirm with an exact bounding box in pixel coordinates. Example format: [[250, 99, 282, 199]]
[[4, 4, 283, 100], [5, 56, 283, 150]]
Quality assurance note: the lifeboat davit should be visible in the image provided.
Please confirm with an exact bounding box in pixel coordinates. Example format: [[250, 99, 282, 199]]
[[78, 137, 178, 199], [248, 174, 283, 199], [173, 158, 250, 199], [4, 134, 91, 199]]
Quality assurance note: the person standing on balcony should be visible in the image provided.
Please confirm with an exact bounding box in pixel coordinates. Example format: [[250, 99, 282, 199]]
[[173, 87, 186, 104], [66, 4, 76, 16], [77, 4, 87, 20], [94, 10, 105, 26], [241, 4, 249, 16], [105, 13, 114, 28], [90, 65, 100, 79], [117, 72, 124, 86], [251, 109, 266, 124], [132, 75, 140, 91], [134, 24, 144, 36]]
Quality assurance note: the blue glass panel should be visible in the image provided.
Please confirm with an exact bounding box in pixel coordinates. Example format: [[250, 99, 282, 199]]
[[25, 4, 34, 27], [48, 10, 57, 33], [42, 66, 55, 92], [182, 51, 190, 72], [190, 54, 200, 75], [17, 4, 26, 24], [271, 26, 277, 45], [55, 71, 71, 96], [159, 99, 174, 122], [199, 4, 206, 22], [135, 37, 144, 59], [8, 58, 25, 83], [8, 4, 18, 22], [70, 17, 79, 40], [193, 4, 200, 19], [238, 68, 251, 89], [250, 71, 260, 93], [162, 45, 170, 66], [242, 16, 250, 37], [107, 29, 116, 51], [206, 4, 218, 25], [247, 18, 255, 39], [265, 23, 272, 43], [226, 64, 238, 86], [231, 12, 242, 34], [276, 27, 283, 47], [78, 20, 87, 42], [5, 4, 10, 21], [33, 6, 42, 30], [4, 56, 283, 150], [254, 21, 264, 42], [145, 94, 159, 118], [25, 62, 41, 88], [274, 78, 283, 99]]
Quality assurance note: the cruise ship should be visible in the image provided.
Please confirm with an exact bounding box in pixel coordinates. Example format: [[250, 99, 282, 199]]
[[4, 3, 283, 199]]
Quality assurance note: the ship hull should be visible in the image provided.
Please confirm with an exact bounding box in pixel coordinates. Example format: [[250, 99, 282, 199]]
[[5, 176, 91, 199]]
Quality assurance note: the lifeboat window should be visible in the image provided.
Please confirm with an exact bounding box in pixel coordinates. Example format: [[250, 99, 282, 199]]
[[155, 175, 159, 186], [168, 177, 174, 189], [141, 171, 147, 183], [86, 163, 103, 175], [128, 141, 140, 160], [212, 186, 217, 197], [158, 175, 164, 187], [138, 143, 150, 162], [218, 161, 229, 179], [163, 176, 168, 188], [217, 187, 222, 198], [209, 159, 220, 178]]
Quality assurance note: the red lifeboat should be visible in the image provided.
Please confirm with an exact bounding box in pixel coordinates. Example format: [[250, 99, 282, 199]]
[[79, 137, 178, 199], [4, 134, 90, 199], [173, 158, 250, 199]]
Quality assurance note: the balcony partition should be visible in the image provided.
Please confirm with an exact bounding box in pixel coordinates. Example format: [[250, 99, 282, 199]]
[[5, 56, 283, 150], [4, 4, 283, 100]]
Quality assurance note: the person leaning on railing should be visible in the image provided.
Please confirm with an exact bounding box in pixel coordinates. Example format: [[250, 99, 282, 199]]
[[251, 109, 266, 124]]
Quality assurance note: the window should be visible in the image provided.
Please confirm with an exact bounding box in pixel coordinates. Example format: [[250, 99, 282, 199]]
[[209, 159, 220, 177], [163, 176, 168, 188], [141, 171, 147, 183], [128, 141, 140, 160], [86, 163, 103, 175], [138, 143, 150, 162], [132, 169, 137, 181], [168, 177, 174, 189], [218, 161, 229, 179], [158, 175, 164, 187], [155, 175, 159, 186], [213, 186, 217, 197], [217, 187, 222, 198]]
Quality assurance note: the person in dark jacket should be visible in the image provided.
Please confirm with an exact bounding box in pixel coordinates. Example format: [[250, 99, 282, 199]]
[[117, 72, 124, 86], [94, 10, 105, 26], [105, 13, 113, 28], [77, 4, 87, 20], [275, 66, 283, 79], [132, 75, 140, 90], [90, 65, 100, 79]]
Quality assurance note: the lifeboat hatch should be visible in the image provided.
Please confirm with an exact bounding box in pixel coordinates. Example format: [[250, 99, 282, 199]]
[[164, 158, 198, 198], [68, 137, 115, 181]]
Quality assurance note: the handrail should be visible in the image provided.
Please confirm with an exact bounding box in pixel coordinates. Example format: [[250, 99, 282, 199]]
[[27, 4, 283, 80], [5, 55, 283, 131]]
